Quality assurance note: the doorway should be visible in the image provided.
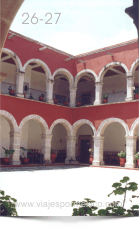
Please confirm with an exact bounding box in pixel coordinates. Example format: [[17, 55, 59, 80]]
[[80, 139, 90, 163]]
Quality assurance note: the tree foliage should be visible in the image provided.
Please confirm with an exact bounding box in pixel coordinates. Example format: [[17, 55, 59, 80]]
[[72, 177, 139, 216], [0, 190, 18, 216]]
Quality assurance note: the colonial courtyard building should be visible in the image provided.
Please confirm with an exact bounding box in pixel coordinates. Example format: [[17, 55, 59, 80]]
[[0, 30, 139, 168]]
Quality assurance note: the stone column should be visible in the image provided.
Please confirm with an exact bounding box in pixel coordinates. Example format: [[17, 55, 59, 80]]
[[41, 134, 53, 164], [16, 71, 25, 98], [125, 72, 134, 102], [125, 136, 137, 168], [9, 132, 21, 165], [65, 136, 78, 163], [94, 82, 103, 105], [69, 86, 77, 108], [46, 79, 54, 104], [93, 136, 104, 166]]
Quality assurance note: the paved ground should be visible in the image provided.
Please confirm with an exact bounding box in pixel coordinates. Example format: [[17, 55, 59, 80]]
[[0, 166, 139, 216]]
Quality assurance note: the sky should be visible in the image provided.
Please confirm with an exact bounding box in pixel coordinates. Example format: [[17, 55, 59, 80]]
[[10, 0, 137, 55]]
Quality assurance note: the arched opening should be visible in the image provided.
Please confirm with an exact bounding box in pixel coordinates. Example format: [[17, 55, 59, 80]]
[[133, 63, 139, 100], [76, 124, 94, 163], [102, 65, 127, 104], [24, 62, 47, 101], [53, 74, 70, 106], [20, 119, 44, 164], [51, 123, 67, 162], [103, 122, 126, 166], [0, 116, 11, 158], [0, 52, 17, 95], [76, 73, 95, 106]]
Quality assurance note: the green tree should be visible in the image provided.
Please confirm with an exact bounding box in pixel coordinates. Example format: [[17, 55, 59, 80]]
[[0, 190, 18, 216]]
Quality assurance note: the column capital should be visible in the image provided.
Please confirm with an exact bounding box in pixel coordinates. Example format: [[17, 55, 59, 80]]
[[66, 136, 77, 141], [16, 71, 25, 76], [126, 72, 133, 78], [93, 136, 105, 141], [95, 81, 103, 86], [125, 135, 138, 140], [46, 79, 54, 84], [69, 86, 77, 91], [41, 134, 53, 139], [9, 132, 21, 138]]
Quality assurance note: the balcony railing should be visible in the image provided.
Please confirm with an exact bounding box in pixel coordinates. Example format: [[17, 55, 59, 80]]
[[27, 88, 47, 102], [102, 91, 126, 104], [76, 96, 95, 107], [0, 82, 16, 95], [53, 94, 70, 106]]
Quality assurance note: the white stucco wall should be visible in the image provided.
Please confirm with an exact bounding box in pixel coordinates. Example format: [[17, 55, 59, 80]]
[[103, 122, 126, 151], [53, 79, 69, 98], [76, 80, 95, 103], [20, 120, 42, 151], [103, 74, 126, 103], [51, 124, 67, 153], [20, 121, 29, 149], [1, 62, 16, 93], [0, 116, 10, 157]]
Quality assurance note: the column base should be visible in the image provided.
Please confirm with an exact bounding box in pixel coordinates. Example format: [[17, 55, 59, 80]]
[[65, 158, 78, 164], [125, 163, 135, 169], [12, 161, 21, 165], [94, 101, 101, 105], [17, 93, 24, 98], [47, 99, 54, 104], [125, 97, 133, 102], [44, 160, 51, 164], [92, 160, 100, 166]]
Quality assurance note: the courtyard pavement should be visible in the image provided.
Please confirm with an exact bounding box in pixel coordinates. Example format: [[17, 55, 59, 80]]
[[0, 165, 139, 217]]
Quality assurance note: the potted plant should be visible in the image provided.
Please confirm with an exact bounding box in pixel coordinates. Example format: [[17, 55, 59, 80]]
[[8, 86, 15, 95], [51, 150, 56, 163], [29, 93, 34, 100], [2, 147, 15, 164], [24, 85, 28, 98], [53, 98, 58, 104], [63, 98, 69, 106], [76, 99, 82, 107], [20, 147, 32, 164], [118, 151, 126, 167], [135, 152, 139, 167], [134, 88, 139, 99], [102, 94, 108, 103], [89, 148, 93, 164], [39, 93, 45, 101]]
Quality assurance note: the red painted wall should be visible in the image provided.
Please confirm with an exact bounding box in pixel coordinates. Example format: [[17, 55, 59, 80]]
[[76, 41, 138, 76], [0, 95, 72, 128], [4, 32, 138, 78], [4, 32, 77, 77], [72, 101, 139, 130], [1, 95, 139, 131]]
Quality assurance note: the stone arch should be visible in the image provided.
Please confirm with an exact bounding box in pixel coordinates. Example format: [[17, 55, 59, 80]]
[[72, 119, 96, 136], [52, 68, 74, 87], [130, 58, 139, 76], [74, 69, 97, 87], [2, 48, 23, 72], [129, 118, 139, 136], [96, 118, 129, 137], [98, 62, 129, 82], [0, 110, 19, 132], [23, 58, 51, 80], [49, 119, 72, 136], [19, 114, 48, 134]]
